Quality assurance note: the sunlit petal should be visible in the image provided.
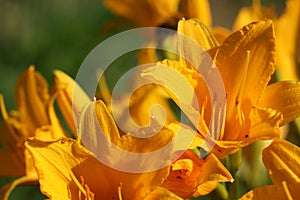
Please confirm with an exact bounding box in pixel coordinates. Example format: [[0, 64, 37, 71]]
[[53, 70, 90, 136], [259, 81, 300, 126], [15, 66, 50, 137]]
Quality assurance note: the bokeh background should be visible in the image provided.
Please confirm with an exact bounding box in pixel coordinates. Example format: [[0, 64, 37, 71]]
[[0, 0, 290, 199]]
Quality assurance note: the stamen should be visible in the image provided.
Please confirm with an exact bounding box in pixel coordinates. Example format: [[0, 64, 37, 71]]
[[84, 183, 95, 200], [239, 50, 250, 102], [69, 172, 87, 198], [118, 183, 123, 200], [211, 103, 216, 139], [200, 96, 208, 119], [236, 51, 250, 127], [282, 181, 293, 200], [217, 105, 222, 140]]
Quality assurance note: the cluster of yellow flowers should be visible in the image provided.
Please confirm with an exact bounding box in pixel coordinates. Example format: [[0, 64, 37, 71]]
[[0, 0, 300, 199]]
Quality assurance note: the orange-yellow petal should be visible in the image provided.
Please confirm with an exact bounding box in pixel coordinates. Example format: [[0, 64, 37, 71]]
[[25, 138, 90, 200], [178, 18, 218, 53], [262, 139, 300, 185], [214, 107, 281, 157], [239, 183, 299, 200], [144, 187, 183, 200], [141, 60, 209, 134], [259, 81, 300, 126], [52, 70, 90, 136], [26, 137, 170, 200], [217, 20, 275, 110], [161, 150, 232, 198], [15, 66, 50, 137], [274, 0, 300, 81]]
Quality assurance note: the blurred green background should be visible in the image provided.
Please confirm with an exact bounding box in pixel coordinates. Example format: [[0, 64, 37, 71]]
[[0, 0, 290, 199]]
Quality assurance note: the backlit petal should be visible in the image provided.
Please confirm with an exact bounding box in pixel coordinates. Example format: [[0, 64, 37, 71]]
[[259, 81, 300, 126], [141, 60, 209, 134], [262, 139, 300, 185], [26, 137, 170, 200], [161, 150, 232, 198], [215, 107, 281, 157], [239, 183, 299, 200], [216, 20, 275, 110], [15, 66, 50, 137], [178, 18, 218, 52], [53, 70, 90, 136], [275, 0, 300, 81], [144, 187, 183, 200]]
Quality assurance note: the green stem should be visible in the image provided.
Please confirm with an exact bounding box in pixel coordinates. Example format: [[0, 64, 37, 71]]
[[226, 150, 242, 200], [215, 183, 229, 200]]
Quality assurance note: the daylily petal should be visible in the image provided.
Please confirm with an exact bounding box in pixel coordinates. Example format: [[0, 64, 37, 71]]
[[26, 138, 170, 200], [259, 81, 300, 126], [0, 173, 38, 200], [181, 0, 212, 27], [262, 139, 300, 185], [167, 122, 204, 150], [215, 20, 275, 140], [128, 85, 177, 127], [80, 100, 174, 152], [144, 187, 183, 200], [47, 94, 69, 138], [101, 0, 180, 26], [217, 20, 275, 107], [0, 99, 25, 176], [233, 0, 300, 81], [239, 183, 299, 200], [25, 138, 99, 200], [141, 60, 209, 134], [15, 66, 50, 137], [161, 150, 232, 198], [214, 107, 281, 157], [274, 0, 300, 81], [53, 70, 90, 136], [178, 18, 218, 53], [239, 139, 300, 200], [97, 73, 112, 107], [248, 107, 282, 140]]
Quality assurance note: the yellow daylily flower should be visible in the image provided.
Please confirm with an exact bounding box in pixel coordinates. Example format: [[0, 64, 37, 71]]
[[0, 66, 74, 199], [142, 18, 300, 158], [240, 139, 300, 199], [25, 99, 232, 199], [233, 0, 300, 81]]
